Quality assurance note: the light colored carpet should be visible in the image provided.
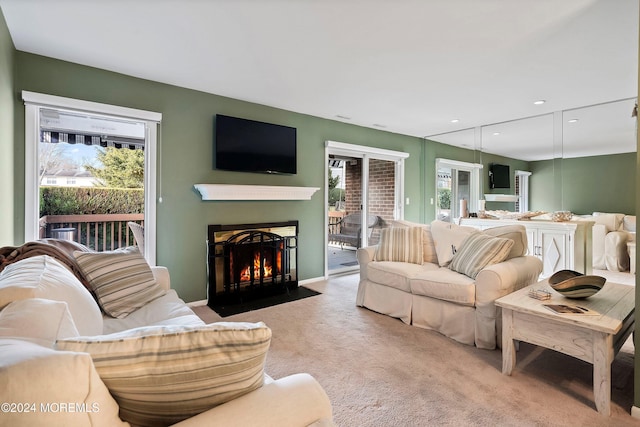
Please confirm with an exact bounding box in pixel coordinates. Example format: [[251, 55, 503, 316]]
[[191, 273, 637, 426]]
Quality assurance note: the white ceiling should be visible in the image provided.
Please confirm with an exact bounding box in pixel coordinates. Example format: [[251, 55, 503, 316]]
[[1, 0, 637, 161]]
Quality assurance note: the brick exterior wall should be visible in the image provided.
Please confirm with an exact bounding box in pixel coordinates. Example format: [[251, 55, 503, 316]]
[[343, 158, 396, 245], [344, 160, 362, 214], [367, 159, 395, 226]]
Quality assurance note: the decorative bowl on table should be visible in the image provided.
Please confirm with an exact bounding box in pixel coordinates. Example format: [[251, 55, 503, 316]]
[[548, 269, 606, 298], [551, 211, 573, 222]]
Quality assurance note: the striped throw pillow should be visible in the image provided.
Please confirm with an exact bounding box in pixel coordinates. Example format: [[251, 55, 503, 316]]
[[56, 322, 271, 427], [448, 233, 514, 279], [421, 225, 438, 264], [374, 226, 423, 264], [73, 247, 165, 318], [390, 220, 437, 264]]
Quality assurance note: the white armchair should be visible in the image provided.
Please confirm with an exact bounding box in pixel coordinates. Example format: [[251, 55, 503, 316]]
[[591, 212, 636, 272]]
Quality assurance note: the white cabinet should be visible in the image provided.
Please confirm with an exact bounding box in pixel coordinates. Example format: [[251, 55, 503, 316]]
[[460, 218, 593, 277]]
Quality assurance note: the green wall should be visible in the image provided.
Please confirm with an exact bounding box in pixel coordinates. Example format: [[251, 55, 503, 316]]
[[0, 8, 14, 246], [6, 45, 637, 303], [530, 153, 636, 215], [529, 158, 562, 212], [11, 52, 425, 302]]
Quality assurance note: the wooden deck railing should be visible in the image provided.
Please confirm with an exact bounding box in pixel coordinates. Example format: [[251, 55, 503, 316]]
[[39, 213, 144, 252], [328, 211, 346, 235]]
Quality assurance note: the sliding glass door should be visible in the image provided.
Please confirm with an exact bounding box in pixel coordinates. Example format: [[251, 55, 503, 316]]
[[325, 141, 408, 276]]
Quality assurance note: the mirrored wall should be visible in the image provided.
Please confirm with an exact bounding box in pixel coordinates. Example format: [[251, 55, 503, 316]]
[[426, 98, 637, 216]]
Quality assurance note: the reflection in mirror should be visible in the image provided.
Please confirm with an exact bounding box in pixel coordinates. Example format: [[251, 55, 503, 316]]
[[562, 99, 637, 159], [426, 99, 637, 219], [428, 129, 480, 223], [481, 114, 554, 161], [481, 115, 555, 213], [557, 98, 637, 215], [427, 128, 475, 150]]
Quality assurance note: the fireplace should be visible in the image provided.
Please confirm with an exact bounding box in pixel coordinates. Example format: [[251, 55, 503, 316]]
[[207, 221, 298, 307]]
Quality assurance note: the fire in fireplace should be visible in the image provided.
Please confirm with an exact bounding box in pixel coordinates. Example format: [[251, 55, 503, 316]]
[[228, 230, 285, 286], [207, 221, 298, 307], [235, 248, 280, 283]]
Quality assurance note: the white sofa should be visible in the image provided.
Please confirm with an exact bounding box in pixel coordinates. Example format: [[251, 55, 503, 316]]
[[0, 242, 333, 427], [356, 220, 543, 349], [588, 212, 636, 272]]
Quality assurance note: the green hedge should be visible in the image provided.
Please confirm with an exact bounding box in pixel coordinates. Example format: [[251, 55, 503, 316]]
[[438, 188, 451, 210], [40, 187, 144, 216]]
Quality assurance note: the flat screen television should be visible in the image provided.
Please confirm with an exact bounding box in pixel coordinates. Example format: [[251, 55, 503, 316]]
[[214, 114, 297, 174], [489, 163, 510, 189]]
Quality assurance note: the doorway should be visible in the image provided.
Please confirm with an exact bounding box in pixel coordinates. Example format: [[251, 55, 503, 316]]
[[325, 141, 409, 277]]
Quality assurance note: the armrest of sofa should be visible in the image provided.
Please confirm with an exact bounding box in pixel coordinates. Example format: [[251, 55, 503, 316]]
[[475, 255, 543, 298], [592, 223, 607, 269], [171, 373, 334, 427], [356, 246, 376, 281], [473, 256, 543, 349], [604, 231, 631, 271], [151, 266, 171, 291]]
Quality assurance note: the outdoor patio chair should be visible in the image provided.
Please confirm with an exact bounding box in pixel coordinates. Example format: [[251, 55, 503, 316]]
[[329, 213, 380, 249]]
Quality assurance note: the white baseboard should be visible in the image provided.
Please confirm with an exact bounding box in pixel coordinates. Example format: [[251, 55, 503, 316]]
[[299, 276, 325, 286], [631, 405, 640, 419], [187, 299, 207, 307]]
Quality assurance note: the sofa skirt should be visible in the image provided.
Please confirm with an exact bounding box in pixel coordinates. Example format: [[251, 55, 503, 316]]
[[357, 279, 412, 324], [357, 279, 497, 349], [411, 295, 475, 346]]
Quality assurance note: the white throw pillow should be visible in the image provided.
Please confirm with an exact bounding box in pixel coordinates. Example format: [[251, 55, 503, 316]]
[[593, 212, 625, 232], [128, 221, 145, 255], [375, 226, 424, 265], [623, 215, 636, 232], [0, 338, 127, 427], [0, 298, 79, 347], [430, 220, 479, 267], [56, 322, 272, 427], [0, 255, 103, 336], [73, 246, 166, 319]]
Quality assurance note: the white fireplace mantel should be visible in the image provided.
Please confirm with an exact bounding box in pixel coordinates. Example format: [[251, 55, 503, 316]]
[[194, 184, 320, 201]]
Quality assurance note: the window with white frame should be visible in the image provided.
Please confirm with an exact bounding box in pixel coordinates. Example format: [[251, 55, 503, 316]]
[[435, 158, 483, 222], [515, 170, 531, 213], [23, 91, 161, 264]]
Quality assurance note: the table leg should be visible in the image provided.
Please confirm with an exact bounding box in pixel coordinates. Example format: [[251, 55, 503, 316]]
[[502, 308, 516, 375], [593, 332, 613, 416]]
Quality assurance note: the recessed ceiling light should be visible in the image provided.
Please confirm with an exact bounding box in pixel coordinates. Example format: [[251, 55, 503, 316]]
[[335, 115, 351, 120], [450, 119, 460, 123], [533, 100, 546, 105], [567, 119, 579, 123], [493, 132, 501, 136], [373, 123, 387, 128]]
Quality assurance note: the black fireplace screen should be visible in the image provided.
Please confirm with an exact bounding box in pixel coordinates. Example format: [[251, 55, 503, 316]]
[[227, 230, 287, 287], [207, 221, 298, 306]]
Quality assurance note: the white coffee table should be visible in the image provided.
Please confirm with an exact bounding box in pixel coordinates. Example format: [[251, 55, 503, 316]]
[[495, 280, 634, 416]]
